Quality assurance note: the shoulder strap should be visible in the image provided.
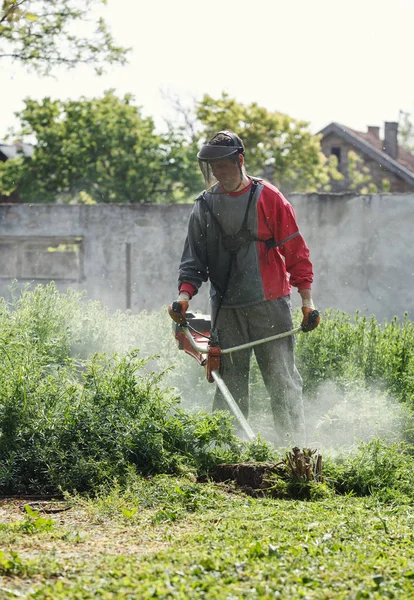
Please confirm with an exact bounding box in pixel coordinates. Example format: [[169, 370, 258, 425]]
[[195, 191, 206, 202], [199, 194, 227, 237], [198, 180, 259, 237], [240, 179, 258, 230]]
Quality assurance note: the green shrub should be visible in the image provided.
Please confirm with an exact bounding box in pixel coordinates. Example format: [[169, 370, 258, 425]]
[[0, 284, 269, 495], [324, 438, 414, 502], [295, 309, 414, 405], [1, 283, 414, 500], [0, 348, 249, 494]]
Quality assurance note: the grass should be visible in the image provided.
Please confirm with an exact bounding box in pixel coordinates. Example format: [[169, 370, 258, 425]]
[[1, 284, 414, 597], [1, 479, 414, 599]]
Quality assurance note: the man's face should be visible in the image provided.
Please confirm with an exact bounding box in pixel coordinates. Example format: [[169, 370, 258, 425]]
[[210, 157, 241, 190]]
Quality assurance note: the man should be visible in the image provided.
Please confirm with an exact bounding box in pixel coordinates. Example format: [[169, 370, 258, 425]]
[[169, 130, 319, 443]]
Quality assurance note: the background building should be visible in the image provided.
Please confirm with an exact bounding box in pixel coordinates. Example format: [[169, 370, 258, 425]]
[[318, 122, 414, 193]]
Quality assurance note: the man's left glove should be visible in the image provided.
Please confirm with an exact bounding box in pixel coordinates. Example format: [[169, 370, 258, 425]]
[[168, 292, 190, 324], [301, 298, 320, 332]]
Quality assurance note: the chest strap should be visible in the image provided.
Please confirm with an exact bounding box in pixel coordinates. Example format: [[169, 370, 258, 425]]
[[198, 180, 301, 330], [199, 180, 300, 256]]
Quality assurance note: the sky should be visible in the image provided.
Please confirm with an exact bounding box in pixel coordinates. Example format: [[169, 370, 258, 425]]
[[1, 0, 414, 140]]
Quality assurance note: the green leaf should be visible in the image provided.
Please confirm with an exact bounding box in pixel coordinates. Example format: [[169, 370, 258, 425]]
[[24, 12, 39, 21]]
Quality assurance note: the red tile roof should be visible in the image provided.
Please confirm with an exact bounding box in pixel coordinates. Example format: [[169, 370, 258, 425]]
[[349, 128, 414, 173]]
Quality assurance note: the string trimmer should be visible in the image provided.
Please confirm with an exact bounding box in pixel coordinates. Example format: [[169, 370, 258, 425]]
[[172, 309, 320, 442]]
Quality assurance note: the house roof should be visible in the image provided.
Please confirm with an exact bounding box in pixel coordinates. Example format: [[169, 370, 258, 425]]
[[0, 142, 34, 160], [318, 122, 414, 186]]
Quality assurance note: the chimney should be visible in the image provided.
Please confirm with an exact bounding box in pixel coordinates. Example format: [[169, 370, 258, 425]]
[[367, 126, 380, 140], [383, 121, 398, 159]]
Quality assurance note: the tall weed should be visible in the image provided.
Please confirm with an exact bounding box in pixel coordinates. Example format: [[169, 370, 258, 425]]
[[0, 284, 255, 495], [1, 283, 413, 498], [295, 309, 414, 405]]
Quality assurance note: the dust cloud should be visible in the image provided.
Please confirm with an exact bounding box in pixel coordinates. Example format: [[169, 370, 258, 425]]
[[65, 301, 411, 451], [304, 381, 410, 450]]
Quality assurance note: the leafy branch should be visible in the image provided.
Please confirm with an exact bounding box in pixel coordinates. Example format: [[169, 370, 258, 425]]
[[0, 0, 129, 75]]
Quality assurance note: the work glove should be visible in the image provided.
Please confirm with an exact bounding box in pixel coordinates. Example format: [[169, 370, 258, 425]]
[[168, 292, 190, 324], [301, 298, 320, 332]]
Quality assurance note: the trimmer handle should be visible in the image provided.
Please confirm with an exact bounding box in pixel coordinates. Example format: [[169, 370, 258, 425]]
[[302, 309, 320, 333], [168, 301, 188, 325]]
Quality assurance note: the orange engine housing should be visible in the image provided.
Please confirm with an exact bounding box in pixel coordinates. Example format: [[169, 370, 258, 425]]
[[173, 313, 221, 382]]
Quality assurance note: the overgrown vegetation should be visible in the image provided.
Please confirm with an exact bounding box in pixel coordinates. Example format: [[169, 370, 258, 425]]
[[0, 284, 275, 495], [295, 308, 414, 406], [0, 283, 414, 503], [1, 284, 414, 598]]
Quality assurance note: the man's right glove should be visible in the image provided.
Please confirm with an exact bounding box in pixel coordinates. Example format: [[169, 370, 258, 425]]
[[168, 292, 190, 324]]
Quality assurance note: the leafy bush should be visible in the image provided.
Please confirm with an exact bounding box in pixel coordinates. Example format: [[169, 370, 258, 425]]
[[324, 438, 414, 503], [0, 284, 279, 495], [295, 309, 414, 405], [0, 350, 239, 494]]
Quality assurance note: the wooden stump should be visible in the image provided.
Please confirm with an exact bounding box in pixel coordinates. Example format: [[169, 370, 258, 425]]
[[207, 448, 323, 497]]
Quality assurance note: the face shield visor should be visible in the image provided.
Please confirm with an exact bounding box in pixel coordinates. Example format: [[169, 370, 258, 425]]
[[197, 132, 245, 193]]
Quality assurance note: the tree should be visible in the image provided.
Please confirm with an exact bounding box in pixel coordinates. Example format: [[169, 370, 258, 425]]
[[345, 151, 391, 194], [160, 126, 203, 202], [194, 93, 342, 193], [399, 110, 414, 152], [1, 91, 346, 204], [0, 91, 198, 203], [347, 151, 377, 194], [0, 0, 128, 75]]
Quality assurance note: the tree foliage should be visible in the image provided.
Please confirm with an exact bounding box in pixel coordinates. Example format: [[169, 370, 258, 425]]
[[346, 151, 390, 194], [0, 0, 128, 75], [399, 110, 414, 153], [1, 91, 346, 203], [194, 93, 341, 193], [0, 91, 202, 203], [347, 151, 377, 194]]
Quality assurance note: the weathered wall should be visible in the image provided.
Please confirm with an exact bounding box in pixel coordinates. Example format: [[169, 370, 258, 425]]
[[0, 193, 412, 322], [291, 193, 413, 320]]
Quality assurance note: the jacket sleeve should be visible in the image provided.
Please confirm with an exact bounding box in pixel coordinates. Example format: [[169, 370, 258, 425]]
[[259, 184, 314, 290], [276, 200, 313, 290], [178, 201, 209, 295]]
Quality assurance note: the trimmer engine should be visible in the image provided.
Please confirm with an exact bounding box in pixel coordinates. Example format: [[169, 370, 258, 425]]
[[173, 312, 211, 367]]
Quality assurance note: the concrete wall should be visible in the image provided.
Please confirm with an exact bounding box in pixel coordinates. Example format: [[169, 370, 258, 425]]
[[0, 193, 412, 322], [292, 193, 413, 321]]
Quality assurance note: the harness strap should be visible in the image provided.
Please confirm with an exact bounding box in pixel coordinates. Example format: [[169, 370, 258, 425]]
[[264, 230, 301, 251], [200, 180, 258, 249], [200, 179, 294, 256], [200, 180, 258, 243], [205, 183, 258, 331], [197, 179, 301, 329]]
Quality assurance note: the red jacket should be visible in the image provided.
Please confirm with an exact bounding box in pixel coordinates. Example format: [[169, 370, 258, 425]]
[[179, 179, 313, 307]]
